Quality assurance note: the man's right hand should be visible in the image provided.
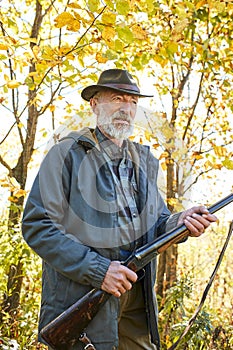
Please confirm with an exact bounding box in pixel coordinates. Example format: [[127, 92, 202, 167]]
[[101, 261, 138, 298]]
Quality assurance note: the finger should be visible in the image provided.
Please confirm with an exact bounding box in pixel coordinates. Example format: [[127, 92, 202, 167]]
[[191, 213, 212, 228], [191, 207, 218, 222], [195, 205, 209, 215], [122, 279, 133, 291], [184, 216, 205, 236], [114, 282, 129, 297], [121, 266, 138, 283], [202, 213, 218, 222], [114, 290, 121, 298]]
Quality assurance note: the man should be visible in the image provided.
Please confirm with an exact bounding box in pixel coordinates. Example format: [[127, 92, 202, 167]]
[[22, 69, 217, 350]]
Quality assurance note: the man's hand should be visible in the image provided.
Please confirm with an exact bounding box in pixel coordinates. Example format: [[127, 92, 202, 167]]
[[101, 261, 138, 298], [178, 205, 218, 237]]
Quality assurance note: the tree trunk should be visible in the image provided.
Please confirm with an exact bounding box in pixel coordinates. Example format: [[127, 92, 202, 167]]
[[0, 0, 43, 329], [1, 261, 23, 326], [156, 151, 178, 305]]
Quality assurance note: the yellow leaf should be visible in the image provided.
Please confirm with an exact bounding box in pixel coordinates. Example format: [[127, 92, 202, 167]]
[[160, 162, 167, 171], [8, 196, 19, 203], [196, 0, 206, 10], [0, 43, 9, 50], [49, 105, 56, 112], [159, 151, 169, 160], [132, 24, 148, 40], [204, 160, 213, 169], [167, 197, 177, 207], [192, 152, 203, 160], [101, 12, 116, 25], [67, 19, 80, 32], [144, 130, 152, 142], [24, 37, 38, 44], [7, 80, 20, 89], [213, 145, 227, 157], [1, 183, 10, 188], [54, 12, 75, 28], [213, 163, 222, 170], [102, 27, 115, 42], [14, 189, 27, 198], [68, 2, 82, 9], [172, 18, 189, 35], [96, 52, 108, 63], [32, 45, 41, 59]]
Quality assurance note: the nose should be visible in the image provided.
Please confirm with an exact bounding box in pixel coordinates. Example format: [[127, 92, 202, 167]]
[[119, 101, 136, 117]]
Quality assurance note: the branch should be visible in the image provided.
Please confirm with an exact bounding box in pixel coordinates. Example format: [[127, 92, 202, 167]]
[[0, 121, 17, 146], [63, 5, 107, 57], [0, 154, 13, 177], [18, 5, 107, 121], [0, 21, 23, 145], [38, 82, 62, 115], [184, 168, 213, 195], [182, 70, 205, 141]]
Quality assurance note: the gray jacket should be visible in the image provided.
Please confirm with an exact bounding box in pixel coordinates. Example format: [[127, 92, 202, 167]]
[[22, 128, 180, 349]]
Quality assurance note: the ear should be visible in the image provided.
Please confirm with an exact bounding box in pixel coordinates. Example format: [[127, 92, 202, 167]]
[[90, 97, 98, 114], [90, 97, 96, 107]]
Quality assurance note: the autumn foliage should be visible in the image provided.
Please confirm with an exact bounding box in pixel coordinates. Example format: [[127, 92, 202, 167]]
[[0, 0, 233, 348]]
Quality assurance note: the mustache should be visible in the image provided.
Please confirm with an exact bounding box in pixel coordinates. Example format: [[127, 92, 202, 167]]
[[111, 111, 131, 122]]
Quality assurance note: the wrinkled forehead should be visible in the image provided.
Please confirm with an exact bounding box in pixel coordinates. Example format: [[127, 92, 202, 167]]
[[94, 89, 139, 101]]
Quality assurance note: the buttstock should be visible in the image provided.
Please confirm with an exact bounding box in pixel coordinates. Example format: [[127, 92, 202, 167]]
[[40, 288, 110, 350]]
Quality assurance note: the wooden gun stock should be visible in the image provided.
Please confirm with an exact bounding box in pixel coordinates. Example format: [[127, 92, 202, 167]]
[[40, 193, 233, 349]]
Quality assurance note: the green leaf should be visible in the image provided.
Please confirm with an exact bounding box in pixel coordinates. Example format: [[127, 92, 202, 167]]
[[114, 39, 124, 52], [87, 0, 100, 13], [222, 158, 233, 170], [104, 0, 115, 10], [167, 42, 179, 54], [116, 26, 134, 44], [116, 0, 130, 15], [105, 49, 118, 60], [0, 54, 7, 60]]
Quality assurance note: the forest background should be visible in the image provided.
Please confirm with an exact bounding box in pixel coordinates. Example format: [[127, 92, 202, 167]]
[[0, 0, 233, 349]]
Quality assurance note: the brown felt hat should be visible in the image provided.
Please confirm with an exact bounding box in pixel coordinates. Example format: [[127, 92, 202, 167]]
[[81, 69, 153, 101]]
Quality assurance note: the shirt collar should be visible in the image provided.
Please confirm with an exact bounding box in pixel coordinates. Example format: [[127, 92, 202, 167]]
[[94, 127, 128, 161]]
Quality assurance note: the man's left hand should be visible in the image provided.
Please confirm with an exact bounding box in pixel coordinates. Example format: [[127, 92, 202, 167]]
[[178, 206, 218, 237]]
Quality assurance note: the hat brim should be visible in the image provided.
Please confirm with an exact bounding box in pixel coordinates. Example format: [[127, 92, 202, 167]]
[[81, 84, 153, 101]]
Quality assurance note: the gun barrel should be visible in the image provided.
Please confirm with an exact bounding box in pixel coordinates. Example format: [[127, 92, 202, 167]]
[[130, 193, 233, 266]]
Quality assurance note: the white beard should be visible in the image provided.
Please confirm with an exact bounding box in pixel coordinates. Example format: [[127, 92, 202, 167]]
[[97, 110, 134, 140]]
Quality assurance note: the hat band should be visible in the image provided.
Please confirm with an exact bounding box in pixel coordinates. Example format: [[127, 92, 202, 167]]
[[102, 83, 140, 93]]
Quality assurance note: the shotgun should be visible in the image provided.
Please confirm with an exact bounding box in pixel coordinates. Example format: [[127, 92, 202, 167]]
[[40, 193, 233, 349]]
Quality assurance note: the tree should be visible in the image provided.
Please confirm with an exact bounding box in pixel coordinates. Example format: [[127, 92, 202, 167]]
[[144, 0, 233, 301]]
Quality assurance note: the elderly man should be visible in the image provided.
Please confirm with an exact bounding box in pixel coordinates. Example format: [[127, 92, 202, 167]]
[[22, 69, 217, 350]]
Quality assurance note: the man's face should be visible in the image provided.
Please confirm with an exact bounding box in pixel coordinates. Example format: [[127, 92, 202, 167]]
[[91, 90, 138, 140]]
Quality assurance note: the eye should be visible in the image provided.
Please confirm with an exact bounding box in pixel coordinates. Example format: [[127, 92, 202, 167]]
[[112, 95, 122, 102]]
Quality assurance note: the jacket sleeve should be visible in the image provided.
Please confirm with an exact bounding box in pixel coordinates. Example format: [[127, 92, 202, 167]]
[[22, 142, 111, 289]]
